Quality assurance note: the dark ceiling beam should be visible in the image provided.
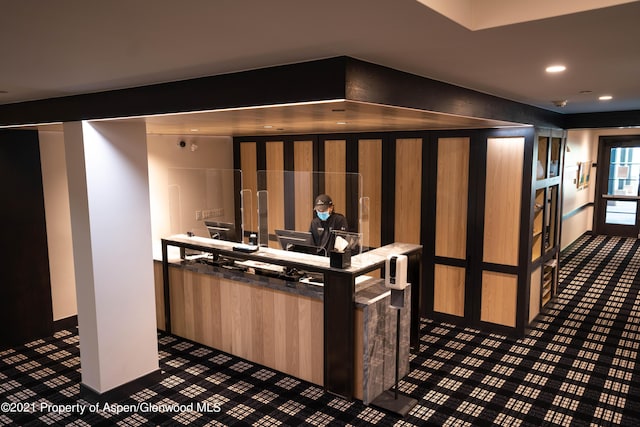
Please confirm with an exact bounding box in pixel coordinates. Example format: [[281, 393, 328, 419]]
[[0, 57, 349, 127], [562, 110, 640, 129], [344, 57, 564, 129], [0, 56, 635, 130]]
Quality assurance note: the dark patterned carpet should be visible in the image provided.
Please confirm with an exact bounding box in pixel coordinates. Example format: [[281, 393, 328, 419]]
[[2, 234, 640, 426]]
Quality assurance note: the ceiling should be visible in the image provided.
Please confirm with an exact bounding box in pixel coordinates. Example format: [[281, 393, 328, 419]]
[[2, 0, 639, 135]]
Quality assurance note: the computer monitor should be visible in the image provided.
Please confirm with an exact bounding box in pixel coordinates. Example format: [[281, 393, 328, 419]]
[[275, 229, 321, 255], [204, 221, 237, 242]]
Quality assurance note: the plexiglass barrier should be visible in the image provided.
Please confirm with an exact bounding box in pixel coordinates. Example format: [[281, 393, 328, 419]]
[[255, 171, 371, 255], [167, 168, 249, 242]]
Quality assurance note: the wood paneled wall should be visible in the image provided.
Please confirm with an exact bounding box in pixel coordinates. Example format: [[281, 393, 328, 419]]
[[294, 141, 314, 231], [235, 128, 535, 335], [324, 139, 347, 215], [434, 265, 465, 317], [358, 139, 382, 248], [435, 137, 469, 259], [266, 142, 284, 248], [394, 138, 422, 244], [167, 266, 324, 385], [433, 137, 469, 318], [481, 271, 517, 327], [483, 137, 524, 266]]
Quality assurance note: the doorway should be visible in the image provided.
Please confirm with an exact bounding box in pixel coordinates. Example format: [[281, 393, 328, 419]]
[[594, 135, 640, 237]]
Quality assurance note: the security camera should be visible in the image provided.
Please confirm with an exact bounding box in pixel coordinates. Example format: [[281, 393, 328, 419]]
[[178, 140, 186, 148]]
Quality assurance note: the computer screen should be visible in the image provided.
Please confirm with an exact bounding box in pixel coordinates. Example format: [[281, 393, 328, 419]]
[[275, 229, 321, 255], [204, 221, 237, 242]]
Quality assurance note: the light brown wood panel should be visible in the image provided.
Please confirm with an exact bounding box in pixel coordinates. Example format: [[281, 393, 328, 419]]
[[294, 140, 314, 231], [529, 266, 541, 322], [483, 137, 524, 266], [434, 264, 465, 317], [266, 141, 284, 247], [240, 142, 258, 233], [166, 266, 324, 385], [358, 139, 382, 248], [435, 137, 469, 259], [395, 138, 422, 244], [481, 271, 517, 327], [324, 140, 346, 214]]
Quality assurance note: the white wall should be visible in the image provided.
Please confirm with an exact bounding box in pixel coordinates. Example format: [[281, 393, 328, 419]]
[[561, 127, 640, 249], [147, 134, 234, 258], [39, 129, 233, 321], [39, 130, 77, 321]]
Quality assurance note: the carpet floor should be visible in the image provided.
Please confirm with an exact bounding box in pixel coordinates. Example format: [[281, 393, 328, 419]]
[[2, 234, 639, 426]]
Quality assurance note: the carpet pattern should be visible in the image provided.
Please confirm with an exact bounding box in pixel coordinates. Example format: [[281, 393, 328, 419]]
[[1, 234, 640, 426]]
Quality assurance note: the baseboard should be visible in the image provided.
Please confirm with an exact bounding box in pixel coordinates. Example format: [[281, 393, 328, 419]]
[[79, 369, 164, 402], [53, 315, 78, 331]]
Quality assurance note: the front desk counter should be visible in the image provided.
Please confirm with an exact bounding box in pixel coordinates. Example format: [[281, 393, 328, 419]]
[[156, 235, 422, 402]]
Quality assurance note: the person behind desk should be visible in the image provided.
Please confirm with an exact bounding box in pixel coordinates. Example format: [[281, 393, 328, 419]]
[[309, 194, 348, 255]]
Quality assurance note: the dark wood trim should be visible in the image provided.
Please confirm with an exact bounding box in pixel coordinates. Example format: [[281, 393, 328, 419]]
[[563, 110, 640, 129], [283, 140, 295, 230], [0, 129, 54, 348], [517, 128, 536, 335], [480, 263, 520, 276], [468, 131, 488, 323], [433, 257, 467, 268], [422, 133, 437, 319], [381, 137, 396, 245], [53, 315, 78, 332]]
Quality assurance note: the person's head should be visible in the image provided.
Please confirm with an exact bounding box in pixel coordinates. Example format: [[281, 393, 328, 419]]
[[314, 194, 334, 221]]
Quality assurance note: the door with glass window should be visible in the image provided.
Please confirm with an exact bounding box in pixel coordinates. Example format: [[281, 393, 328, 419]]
[[595, 136, 640, 237]]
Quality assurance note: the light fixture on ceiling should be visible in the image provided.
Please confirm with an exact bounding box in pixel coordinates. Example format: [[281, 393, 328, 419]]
[[190, 128, 199, 132], [263, 125, 273, 129], [546, 65, 566, 73], [599, 95, 613, 101], [336, 121, 348, 125], [552, 100, 568, 108], [190, 142, 198, 152]]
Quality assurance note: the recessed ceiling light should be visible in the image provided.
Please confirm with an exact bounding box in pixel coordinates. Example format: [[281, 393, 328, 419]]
[[545, 65, 566, 73], [263, 125, 273, 129], [336, 121, 347, 125], [189, 128, 199, 132], [599, 95, 613, 101]]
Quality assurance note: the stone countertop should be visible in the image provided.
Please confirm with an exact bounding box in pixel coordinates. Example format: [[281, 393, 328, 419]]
[[160, 234, 421, 276]]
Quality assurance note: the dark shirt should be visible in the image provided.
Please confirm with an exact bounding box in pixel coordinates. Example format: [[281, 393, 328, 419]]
[[309, 212, 348, 254]]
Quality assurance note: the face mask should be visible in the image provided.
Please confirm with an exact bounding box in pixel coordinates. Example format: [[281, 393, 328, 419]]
[[317, 211, 330, 221]]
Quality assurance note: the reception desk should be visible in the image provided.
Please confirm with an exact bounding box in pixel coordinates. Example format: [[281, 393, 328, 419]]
[[157, 235, 422, 401]]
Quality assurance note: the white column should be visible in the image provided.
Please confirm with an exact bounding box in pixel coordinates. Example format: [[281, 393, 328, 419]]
[[64, 120, 158, 393]]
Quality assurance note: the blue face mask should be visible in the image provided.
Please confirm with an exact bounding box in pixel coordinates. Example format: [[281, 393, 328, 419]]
[[317, 211, 330, 221]]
